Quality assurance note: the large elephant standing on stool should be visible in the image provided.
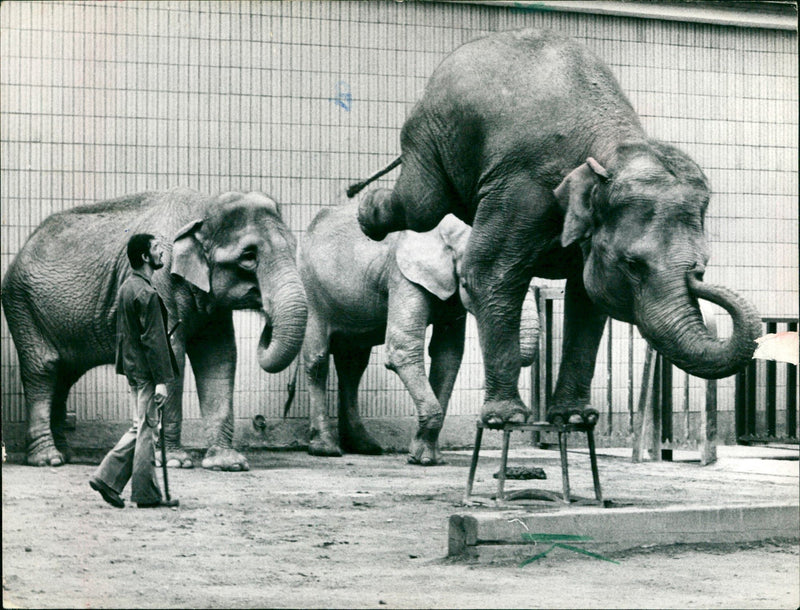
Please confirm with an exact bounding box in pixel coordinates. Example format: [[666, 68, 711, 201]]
[[297, 193, 539, 464], [2, 188, 308, 470], [353, 29, 761, 427]]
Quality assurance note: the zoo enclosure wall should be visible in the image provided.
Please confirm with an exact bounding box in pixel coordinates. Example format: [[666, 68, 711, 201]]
[[1, 1, 797, 451]]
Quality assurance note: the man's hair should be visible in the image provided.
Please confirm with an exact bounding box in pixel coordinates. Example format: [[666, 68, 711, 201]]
[[127, 233, 155, 269]]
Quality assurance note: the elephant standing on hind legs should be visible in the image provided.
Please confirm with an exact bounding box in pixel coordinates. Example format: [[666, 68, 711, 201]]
[[2, 188, 308, 470], [354, 28, 761, 428], [296, 193, 539, 465]]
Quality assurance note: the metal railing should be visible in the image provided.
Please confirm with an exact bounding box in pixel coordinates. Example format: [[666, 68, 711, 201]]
[[735, 318, 798, 444], [529, 287, 799, 459]]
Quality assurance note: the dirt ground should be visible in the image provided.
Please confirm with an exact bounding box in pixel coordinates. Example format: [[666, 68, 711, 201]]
[[2, 446, 799, 609]]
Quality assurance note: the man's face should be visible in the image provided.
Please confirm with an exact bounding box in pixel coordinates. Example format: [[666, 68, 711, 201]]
[[144, 239, 165, 270]]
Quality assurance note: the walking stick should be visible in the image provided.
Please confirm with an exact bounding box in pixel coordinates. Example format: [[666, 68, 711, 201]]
[[158, 413, 171, 502]]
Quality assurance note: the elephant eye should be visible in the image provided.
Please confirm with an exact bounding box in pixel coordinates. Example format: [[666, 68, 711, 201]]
[[624, 256, 648, 278], [239, 249, 258, 270]]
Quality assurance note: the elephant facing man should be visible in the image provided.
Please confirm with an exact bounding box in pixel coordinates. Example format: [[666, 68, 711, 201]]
[[2, 188, 308, 470]]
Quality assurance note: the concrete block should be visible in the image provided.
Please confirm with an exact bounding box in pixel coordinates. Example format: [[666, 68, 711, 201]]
[[449, 503, 800, 560]]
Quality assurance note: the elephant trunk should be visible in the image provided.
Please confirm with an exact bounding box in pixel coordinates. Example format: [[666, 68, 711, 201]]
[[256, 255, 308, 373], [635, 272, 761, 379]]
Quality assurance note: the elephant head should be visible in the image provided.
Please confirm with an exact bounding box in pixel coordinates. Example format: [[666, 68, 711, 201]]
[[394, 213, 540, 366], [171, 191, 308, 372], [556, 141, 761, 379]]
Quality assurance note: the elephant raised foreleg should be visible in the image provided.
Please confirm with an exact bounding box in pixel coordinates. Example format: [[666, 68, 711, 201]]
[[185, 312, 249, 471], [385, 281, 464, 465], [414, 309, 466, 465]]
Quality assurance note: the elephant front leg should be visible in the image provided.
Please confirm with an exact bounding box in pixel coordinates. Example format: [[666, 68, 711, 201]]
[[464, 268, 531, 427], [408, 313, 467, 465], [155, 376, 195, 469], [303, 315, 342, 457], [155, 334, 193, 469], [386, 290, 446, 465], [462, 190, 546, 427], [547, 276, 607, 426], [187, 316, 249, 472]]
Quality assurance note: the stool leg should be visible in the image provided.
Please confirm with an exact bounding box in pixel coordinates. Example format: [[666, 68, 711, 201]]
[[497, 428, 511, 502], [464, 425, 484, 502], [558, 430, 571, 504], [586, 428, 603, 502]]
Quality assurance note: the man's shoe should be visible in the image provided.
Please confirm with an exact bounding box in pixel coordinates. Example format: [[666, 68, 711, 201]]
[[136, 498, 180, 508], [89, 479, 125, 509]]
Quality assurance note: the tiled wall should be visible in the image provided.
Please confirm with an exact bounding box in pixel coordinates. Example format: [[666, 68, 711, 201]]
[[1, 1, 797, 441]]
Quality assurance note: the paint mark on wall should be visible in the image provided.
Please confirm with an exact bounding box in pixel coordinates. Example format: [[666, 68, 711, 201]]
[[331, 81, 352, 111]]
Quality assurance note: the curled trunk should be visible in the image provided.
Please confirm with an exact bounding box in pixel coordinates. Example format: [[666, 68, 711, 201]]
[[256, 256, 308, 373], [635, 273, 761, 379]]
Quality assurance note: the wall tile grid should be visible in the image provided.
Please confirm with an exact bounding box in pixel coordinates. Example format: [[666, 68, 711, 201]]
[[1, 1, 796, 437]]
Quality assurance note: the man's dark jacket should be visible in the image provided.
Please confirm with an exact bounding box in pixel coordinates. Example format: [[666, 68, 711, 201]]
[[115, 269, 179, 386]]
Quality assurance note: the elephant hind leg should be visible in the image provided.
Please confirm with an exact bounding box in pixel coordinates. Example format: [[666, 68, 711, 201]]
[[49, 364, 84, 464], [359, 152, 460, 241], [332, 340, 382, 455], [18, 345, 68, 467]]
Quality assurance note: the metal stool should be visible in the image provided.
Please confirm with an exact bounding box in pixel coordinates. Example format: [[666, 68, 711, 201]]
[[463, 420, 603, 505]]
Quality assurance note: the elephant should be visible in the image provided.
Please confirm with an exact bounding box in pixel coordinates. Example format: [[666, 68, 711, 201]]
[[352, 28, 761, 427], [296, 192, 539, 464], [2, 188, 308, 469]]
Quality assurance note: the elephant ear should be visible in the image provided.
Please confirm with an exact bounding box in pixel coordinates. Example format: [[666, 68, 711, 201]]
[[555, 157, 609, 247], [171, 219, 210, 293], [396, 227, 457, 301], [437, 215, 471, 265]]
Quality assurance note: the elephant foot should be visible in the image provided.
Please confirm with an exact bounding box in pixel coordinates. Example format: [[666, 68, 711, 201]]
[[27, 442, 66, 467], [308, 428, 343, 457], [480, 399, 530, 429], [546, 406, 599, 427], [201, 447, 250, 472], [54, 444, 73, 464], [156, 449, 194, 469], [340, 426, 382, 456], [407, 435, 445, 466]]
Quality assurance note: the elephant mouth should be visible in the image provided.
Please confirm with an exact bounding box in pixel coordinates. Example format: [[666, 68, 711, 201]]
[[245, 287, 263, 308]]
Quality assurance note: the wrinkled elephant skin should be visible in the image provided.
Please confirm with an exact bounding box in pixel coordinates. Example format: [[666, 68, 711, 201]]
[[355, 29, 761, 426], [298, 196, 538, 464], [2, 188, 307, 469]]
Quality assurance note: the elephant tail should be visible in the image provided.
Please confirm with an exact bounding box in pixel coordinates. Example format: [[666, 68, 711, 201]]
[[346, 157, 402, 198], [282, 356, 302, 418]]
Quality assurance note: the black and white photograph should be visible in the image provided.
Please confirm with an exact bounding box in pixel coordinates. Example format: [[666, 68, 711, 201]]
[[1, 1, 798, 608]]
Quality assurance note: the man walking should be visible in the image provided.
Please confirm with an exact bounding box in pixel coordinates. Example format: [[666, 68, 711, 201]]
[[89, 233, 180, 509]]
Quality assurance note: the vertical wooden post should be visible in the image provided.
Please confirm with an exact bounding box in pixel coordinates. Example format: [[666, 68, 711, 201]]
[[787, 322, 798, 439], [660, 357, 672, 446], [765, 321, 777, 438], [606, 319, 613, 436], [628, 325, 634, 432], [700, 306, 718, 465], [746, 360, 757, 438], [632, 345, 655, 463], [701, 375, 718, 465], [651, 353, 663, 461]]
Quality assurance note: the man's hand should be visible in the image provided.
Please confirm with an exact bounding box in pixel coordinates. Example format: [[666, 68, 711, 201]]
[[154, 383, 168, 405]]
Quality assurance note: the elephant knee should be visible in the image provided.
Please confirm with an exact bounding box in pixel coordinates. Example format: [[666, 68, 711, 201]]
[[304, 352, 329, 383], [385, 339, 416, 372]]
